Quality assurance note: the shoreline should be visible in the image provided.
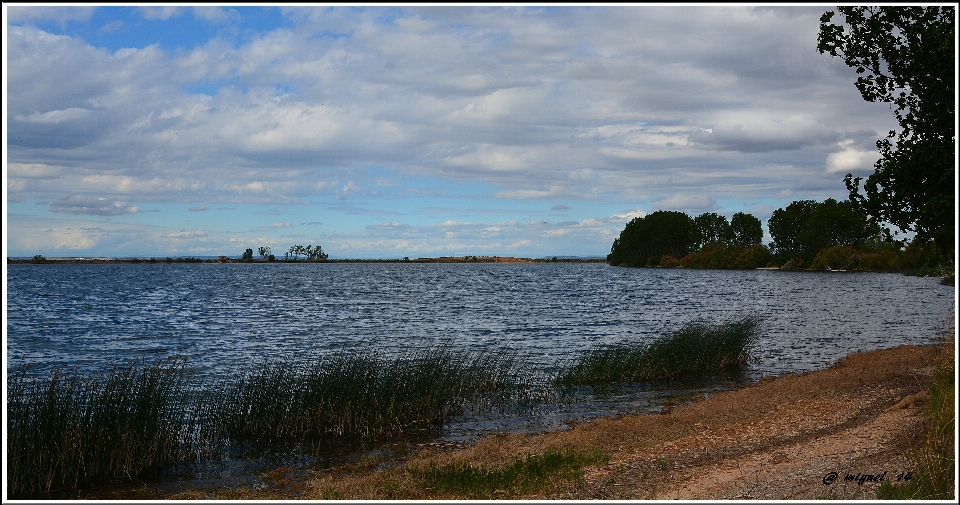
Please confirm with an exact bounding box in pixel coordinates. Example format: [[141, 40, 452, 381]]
[[6, 256, 606, 264], [86, 342, 948, 500]]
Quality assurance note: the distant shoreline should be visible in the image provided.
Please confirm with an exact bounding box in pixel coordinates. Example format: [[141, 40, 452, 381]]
[[6, 255, 608, 265]]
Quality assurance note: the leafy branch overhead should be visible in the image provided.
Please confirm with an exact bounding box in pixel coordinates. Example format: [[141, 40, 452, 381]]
[[817, 6, 955, 248]]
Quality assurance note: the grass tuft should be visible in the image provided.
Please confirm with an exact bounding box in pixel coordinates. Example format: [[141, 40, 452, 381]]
[[419, 447, 607, 498], [554, 314, 763, 387]]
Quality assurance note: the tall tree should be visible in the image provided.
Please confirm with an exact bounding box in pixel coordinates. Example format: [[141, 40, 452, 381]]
[[730, 212, 763, 247], [818, 6, 955, 249], [769, 199, 883, 266], [608, 211, 698, 267], [694, 213, 731, 249]]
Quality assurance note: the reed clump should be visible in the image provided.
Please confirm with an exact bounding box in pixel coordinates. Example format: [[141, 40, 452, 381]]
[[554, 314, 763, 387], [6, 357, 201, 498], [215, 345, 534, 456], [6, 346, 535, 498]]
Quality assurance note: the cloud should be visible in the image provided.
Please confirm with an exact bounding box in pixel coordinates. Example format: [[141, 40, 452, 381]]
[[5, 6, 95, 24], [139, 6, 186, 20], [15, 107, 96, 124], [653, 193, 718, 212], [551, 204, 571, 211], [98, 20, 124, 34], [188, 206, 209, 212], [49, 195, 140, 216], [272, 222, 292, 228], [192, 6, 241, 24], [613, 208, 646, 222], [825, 140, 881, 175], [164, 230, 208, 238]]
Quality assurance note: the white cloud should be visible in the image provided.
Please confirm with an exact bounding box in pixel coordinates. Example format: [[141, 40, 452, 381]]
[[139, 6, 185, 20], [825, 140, 881, 175], [49, 195, 140, 216], [164, 230, 208, 238], [15, 107, 93, 124], [653, 193, 718, 212]]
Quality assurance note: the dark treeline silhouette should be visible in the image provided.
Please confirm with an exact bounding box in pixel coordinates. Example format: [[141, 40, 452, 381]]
[[607, 200, 945, 274]]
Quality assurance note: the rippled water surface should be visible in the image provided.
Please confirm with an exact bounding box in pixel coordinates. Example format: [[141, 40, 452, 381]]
[[7, 263, 954, 379]]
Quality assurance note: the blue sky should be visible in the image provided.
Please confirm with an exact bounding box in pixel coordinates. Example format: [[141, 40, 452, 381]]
[[4, 4, 899, 259]]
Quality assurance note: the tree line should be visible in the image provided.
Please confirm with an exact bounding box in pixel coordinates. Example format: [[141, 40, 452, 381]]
[[239, 244, 328, 262], [607, 199, 941, 273]]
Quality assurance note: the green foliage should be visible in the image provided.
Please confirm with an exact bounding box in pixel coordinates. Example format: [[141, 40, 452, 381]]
[[554, 315, 763, 387], [730, 212, 763, 247], [215, 346, 535, 456], [680, 243, 773, 270], [819, 6, 955, 250], [810, 246, 860, 271], [257, 246, 271, 260], [6, 358, 202, 498], [420, 447, 607, 498], [608, 211, 698, 267], [241, 248, 254, 262], [768, 198, 883, 267], [285, 244, 329, 261], [694, 212, 731, 249]]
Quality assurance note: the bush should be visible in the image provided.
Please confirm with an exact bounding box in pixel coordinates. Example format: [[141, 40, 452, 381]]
[[658, 254, 680, 268], [810, 246, 860, 271]]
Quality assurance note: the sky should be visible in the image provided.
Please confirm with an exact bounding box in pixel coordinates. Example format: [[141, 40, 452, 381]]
[[3, 4, 901, 259]]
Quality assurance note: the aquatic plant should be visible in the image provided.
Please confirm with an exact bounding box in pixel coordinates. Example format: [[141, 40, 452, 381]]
[[214, 345, 535, 456], [6, 357, 200, 498], [554, 314, 763, 387]]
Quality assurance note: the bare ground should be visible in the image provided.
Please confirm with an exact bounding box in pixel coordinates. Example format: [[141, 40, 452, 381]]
[[98, 343, 943, 500]]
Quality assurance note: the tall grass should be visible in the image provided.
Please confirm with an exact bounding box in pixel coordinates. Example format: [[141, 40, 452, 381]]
[[6, 358, 200, 498], [876, 333, 955, 500], [215, 345, 535, 456], [554, 315, 763, 387], [6, 346, 536, 498]]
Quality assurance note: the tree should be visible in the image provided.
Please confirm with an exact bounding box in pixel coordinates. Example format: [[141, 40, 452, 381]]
[[818, 6, 955, 250], [305, 244, 328, 260], [608, 211, 698, 267], [730, 212, 763, 247], [257, 246, 271, 260], [241, 248, 254, 262], [768, 200, 818, 264], [693, 213, 731, 249], [768, 199, 884, 267]]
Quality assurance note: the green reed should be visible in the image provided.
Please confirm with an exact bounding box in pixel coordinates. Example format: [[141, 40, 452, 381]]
[[6, 357, 200, 498], [554, 314, 763, 387], [214, 345, 535, 456]]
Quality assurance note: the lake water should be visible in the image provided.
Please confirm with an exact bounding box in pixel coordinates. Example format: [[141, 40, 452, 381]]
[[5, 262, 955, 437]]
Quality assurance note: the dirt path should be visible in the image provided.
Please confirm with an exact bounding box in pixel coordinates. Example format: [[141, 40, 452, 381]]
[[115, 344, 940, 500]]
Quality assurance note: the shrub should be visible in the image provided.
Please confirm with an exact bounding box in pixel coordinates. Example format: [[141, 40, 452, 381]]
[[810, 245, 860, 271]]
